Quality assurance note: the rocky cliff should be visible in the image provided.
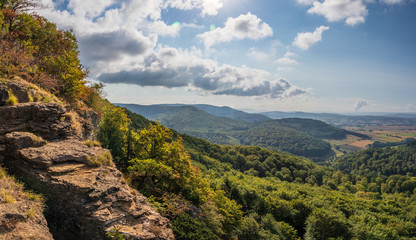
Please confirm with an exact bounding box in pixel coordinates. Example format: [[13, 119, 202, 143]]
[[0, 78, 174, 239]]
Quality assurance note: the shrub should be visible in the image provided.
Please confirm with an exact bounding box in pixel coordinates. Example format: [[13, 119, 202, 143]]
[[83, 140, 101, 147], [5, 91, 18, 105], [87, 151, 114, 167]]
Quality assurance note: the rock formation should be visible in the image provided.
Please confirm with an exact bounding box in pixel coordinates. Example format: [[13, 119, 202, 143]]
[[0, 78, 174, 239]]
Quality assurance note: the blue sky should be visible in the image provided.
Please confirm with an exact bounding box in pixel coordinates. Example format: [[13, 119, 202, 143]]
[[38, 0, 416, 113]]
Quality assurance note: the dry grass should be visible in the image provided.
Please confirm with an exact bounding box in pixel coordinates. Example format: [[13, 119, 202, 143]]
[[63, 111, 82, 135], [6, 91, 18, 105], [87, 151, 114, 167], [83, 140, 101, 147], [1, 190, 16, 203]]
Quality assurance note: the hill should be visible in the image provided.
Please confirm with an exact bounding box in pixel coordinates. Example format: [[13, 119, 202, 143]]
[[122, 110, 416, 239], [275, 118, 369, 140], [263, 111, 416, 128], [116, 103, 271, 122], [119, 103, 347, 159], [333, 141, 416, 178], [192, 104, 271, 122], [237, 121, 333, 158]]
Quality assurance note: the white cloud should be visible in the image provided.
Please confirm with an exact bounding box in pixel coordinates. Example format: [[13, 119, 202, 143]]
[[276, 51, 299, 65], [354, 100, 369, 111], [296, 0, 316, 5], [78, 30, 157, 63], [247, 48, 270, 61], [307, 0, 368, 26], [36, 0, 307, 100], [67, 0, 116, 18], [148, 21, 181, 37], [201, 0, 224, 16], [293, 25, 329, 50], [97, 47, 307, 98], [164, 0, 223, 16], [276, 57, 299, 65], [198, 12, 273, 48], [284, 52, 297, 57]]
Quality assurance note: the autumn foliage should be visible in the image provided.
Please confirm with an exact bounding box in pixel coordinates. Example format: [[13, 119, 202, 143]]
[[0, 2, 98, 104]]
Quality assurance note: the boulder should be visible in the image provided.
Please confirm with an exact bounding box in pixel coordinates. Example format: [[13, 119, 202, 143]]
[[0, 86, 10, 106], [3, 132, 174, 239]]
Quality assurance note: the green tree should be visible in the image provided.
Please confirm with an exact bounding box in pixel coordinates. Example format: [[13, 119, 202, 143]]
[[128, 123, 209, 205], [304, 208, 351, 240], [98, 105, 130, 168]]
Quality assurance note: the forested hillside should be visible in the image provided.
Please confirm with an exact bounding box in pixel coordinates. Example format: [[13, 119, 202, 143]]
[[332, 142, 416, 194], [120, 110, 416, 240], [120, 103, 368, 160], [334, 142, 416, 177], [237, 123, 332, 158]]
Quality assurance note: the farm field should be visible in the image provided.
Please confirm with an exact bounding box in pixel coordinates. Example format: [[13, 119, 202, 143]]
[[345, 126, 416, 142], [326, 126, 416, 157]]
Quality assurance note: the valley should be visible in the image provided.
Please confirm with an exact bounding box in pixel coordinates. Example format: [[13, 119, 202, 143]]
[[118, 103, 416, 162]]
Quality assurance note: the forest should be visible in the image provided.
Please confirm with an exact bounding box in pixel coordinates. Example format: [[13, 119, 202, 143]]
[[119, 104, 368, 160], [1, 2, 416, 239]]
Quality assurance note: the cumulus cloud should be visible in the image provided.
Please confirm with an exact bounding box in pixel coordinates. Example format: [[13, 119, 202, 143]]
[[97, 47, 307, 98], [79, 30, 156, 63], [293, 25, 329, 50], [307, 0, 368, 26], [354, 100, 369, 112], [37, 0, 307, 100], [198, 12, 273, 48], [164, 0, 224, 16]]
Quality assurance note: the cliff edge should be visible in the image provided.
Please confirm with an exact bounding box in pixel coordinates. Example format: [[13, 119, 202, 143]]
[[0, 78, 174, 239]]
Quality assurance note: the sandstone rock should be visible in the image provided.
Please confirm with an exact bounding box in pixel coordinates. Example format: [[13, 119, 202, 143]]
[[1, 78, 174, 239], [5, 132, 47, 150], [6, 80, 32, 103], [3, 132, 174, 239], [0, 79, 96, 140], [0, 86, 10, 106]]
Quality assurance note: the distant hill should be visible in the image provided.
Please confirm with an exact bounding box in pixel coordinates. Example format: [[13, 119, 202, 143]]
[[116, 103, 270, 122], [118, 103, 369, 160], [238, 122, 333, 158], [192, 104, 271, 122], [275, 118, 369, 140], [261, 111, 343, 120], [262, 111, 416, 127], [155, 105, 249, 144]]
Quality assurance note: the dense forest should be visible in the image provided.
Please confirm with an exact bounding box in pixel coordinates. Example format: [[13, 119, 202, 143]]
[[113, 107, 416, 239], [121, 104, 367, 160], [237, 123, 333, 159], [2, 2, 416, 239]]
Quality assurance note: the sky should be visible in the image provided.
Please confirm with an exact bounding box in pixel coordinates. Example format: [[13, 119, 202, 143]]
[[37, 0, 416, 113]]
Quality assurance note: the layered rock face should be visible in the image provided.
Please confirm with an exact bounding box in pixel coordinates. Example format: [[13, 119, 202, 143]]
[[0, 79, 174, 239]]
